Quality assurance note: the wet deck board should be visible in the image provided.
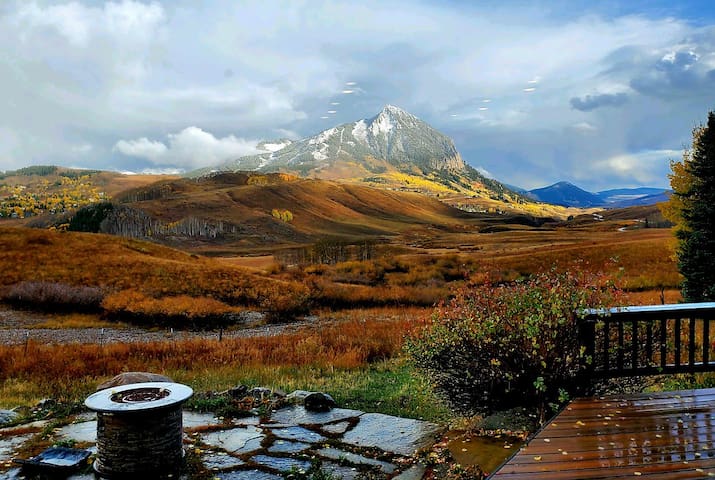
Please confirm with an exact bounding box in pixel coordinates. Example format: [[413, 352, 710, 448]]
[[491, 388, 715, 479]]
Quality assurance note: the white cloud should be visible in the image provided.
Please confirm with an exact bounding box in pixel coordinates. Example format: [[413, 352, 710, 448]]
[[114, 126, 261, 169], [71, 143, 93, 154], [571, 122, 597, 133], [475, 166, 494, 179], [114, 137, 167, 160], [595, 149, 681, 184], [0, 1, 711, 188], [13, 1, 165, 49]]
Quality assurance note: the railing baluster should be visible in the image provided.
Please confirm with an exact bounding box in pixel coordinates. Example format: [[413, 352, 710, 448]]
[[603, 319, 610, 373], [704, 317, 711, 367], [617, 320, 625, 373], [631, 319, 638, 370], [660, 317, 667, 369], [646, 321, 653, 366], [689, 316, 696, 369], [674, 317, 681, 368]]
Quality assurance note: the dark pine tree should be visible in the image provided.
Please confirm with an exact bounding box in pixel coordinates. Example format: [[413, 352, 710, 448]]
[[678, 111, 715, 301]]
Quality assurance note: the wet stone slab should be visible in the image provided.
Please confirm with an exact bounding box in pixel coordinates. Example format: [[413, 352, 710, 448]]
[[342, 413, 441, 456], [57, 420, 97, 443], [271, 426, 326, 443], [320, 461, 362, 480], [317, 447, 397, 474], [393, 464, 427, 480], [250, 454, 312, 473], [0, 434, 33, 462], [267, 440, 311, 454], [202, 452, 246, 471], [270, 406, 363, 426], [201, 426, 264, 455], [217, 470, 282, 480], [322, 421, 351, 435], [183, 411, 225, 429]]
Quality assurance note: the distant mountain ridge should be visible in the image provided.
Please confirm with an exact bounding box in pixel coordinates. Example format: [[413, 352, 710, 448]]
[[189, 105, 515, 201], [528, 181, 670, 208]]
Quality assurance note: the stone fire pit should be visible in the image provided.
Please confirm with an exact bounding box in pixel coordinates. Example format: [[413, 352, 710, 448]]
[[84, 382, 193, 478]]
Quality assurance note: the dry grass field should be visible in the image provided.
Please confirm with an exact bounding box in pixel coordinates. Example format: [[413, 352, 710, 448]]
[[0, 174, 686, 417]]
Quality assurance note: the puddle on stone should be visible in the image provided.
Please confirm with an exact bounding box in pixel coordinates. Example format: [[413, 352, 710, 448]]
[[251, 454, 312, 473], [218, 470, 282, 480], [202, 451, 245, 470], [267, 440, 311, 454], [446, 431, 522, 474], [271, 406, 363, 426], [271, 426, 325, 443]]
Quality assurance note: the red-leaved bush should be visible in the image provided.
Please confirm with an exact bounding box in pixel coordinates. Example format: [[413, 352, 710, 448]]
[[405, 267, 623, 416]]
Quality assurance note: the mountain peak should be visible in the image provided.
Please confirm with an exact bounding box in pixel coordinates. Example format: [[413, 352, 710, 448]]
[[195, 104, 469, 180], [381, 104, 408, 114]]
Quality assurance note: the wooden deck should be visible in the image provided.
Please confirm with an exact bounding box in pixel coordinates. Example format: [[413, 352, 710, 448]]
[[491, 388, 715, 479]]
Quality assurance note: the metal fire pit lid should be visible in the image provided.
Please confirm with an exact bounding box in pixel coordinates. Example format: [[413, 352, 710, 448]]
[[84, 382, 193, 413]]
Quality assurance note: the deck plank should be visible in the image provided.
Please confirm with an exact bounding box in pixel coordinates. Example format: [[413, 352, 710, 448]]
[[490, 388, 715, 479]]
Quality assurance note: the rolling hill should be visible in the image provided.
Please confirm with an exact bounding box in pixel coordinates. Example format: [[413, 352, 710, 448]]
[[54, 172, 549, 254], [529, 181, 670, 208]]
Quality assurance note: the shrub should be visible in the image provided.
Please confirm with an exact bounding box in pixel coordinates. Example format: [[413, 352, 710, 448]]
[[3, 281, 104, 312], [405, 267, 622, 417], [101, 290, 239, 327]]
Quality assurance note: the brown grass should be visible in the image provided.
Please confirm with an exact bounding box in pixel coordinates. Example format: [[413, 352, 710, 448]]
[[0, 310, 423, 406], [0, 226, 309, 319]]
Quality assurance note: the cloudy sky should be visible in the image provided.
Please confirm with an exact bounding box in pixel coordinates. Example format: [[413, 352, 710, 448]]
[[2, 0, 715, 190]]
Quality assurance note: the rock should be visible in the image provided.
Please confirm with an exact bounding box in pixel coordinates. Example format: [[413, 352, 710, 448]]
[[225, 385, 248, 399], [305, 392, 335, 412], [286, 390, 336, 412], [35, 398, 56, 410], [0, 410, 19, 426], [247, 387, 274, 400], [96, 372, 173, 391]]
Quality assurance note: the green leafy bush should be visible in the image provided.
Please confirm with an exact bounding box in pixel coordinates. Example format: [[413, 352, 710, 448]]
[[405, 267, 622, 416]]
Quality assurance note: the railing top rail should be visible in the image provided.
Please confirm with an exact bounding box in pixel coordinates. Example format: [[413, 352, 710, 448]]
[[583, 301, 715, 319]]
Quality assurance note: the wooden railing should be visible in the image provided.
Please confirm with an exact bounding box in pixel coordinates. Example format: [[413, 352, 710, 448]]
[[578, 302, 715, 378]]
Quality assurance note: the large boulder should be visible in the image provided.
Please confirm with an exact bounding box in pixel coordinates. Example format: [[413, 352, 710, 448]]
[[96, 372, 173, 391], [286, 390, 336, 412]]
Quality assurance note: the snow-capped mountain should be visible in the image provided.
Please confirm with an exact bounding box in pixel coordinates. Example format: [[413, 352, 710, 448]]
[[195, 105, 466, 176], [189, 105, 514, 198]]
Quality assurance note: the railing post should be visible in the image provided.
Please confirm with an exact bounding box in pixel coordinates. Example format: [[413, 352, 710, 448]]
[[576, 316, 596, 395]]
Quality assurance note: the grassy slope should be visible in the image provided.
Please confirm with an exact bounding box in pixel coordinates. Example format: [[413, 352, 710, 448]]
[[113, 173, 487, 252], [0, 226, 304, 311]]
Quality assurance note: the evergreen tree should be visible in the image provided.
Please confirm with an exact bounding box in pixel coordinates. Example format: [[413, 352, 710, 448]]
[[667, 111, 715, 301]]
